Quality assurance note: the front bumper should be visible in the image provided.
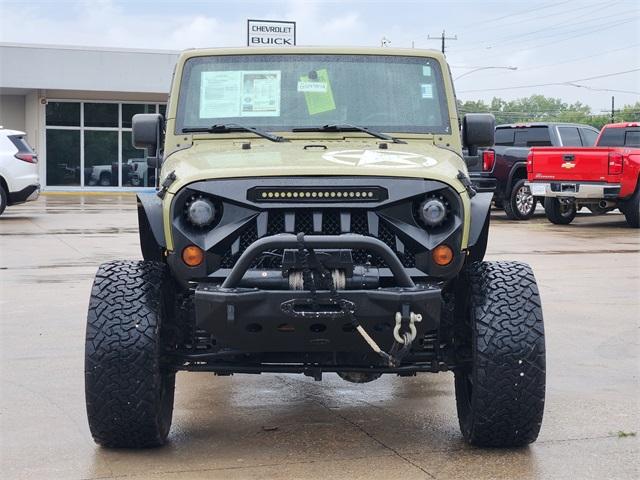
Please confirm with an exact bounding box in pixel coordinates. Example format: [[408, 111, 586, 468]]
[[195, 284, 441, 353], [192, 234, 442, 355], [526, 181, 621, 200]]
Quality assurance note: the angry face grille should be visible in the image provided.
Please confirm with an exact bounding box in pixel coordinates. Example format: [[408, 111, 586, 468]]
[[218, 209, 416, 269]]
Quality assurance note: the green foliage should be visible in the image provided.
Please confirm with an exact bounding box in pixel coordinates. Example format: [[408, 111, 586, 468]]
[[457, 95, 640, 129]]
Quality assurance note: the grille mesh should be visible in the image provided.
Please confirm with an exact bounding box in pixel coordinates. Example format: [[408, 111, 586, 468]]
[[219, 210, 416, 268]]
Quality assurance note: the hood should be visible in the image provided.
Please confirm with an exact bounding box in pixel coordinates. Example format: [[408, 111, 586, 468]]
[[162, 138, 468, 195]]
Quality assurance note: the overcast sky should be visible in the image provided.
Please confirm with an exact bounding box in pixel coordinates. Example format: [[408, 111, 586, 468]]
[[1, 0, 639, 113]]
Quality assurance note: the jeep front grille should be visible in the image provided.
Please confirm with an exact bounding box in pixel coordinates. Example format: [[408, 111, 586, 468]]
[[219, 209, 416, 269]]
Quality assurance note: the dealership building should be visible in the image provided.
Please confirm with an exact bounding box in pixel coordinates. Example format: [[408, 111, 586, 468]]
[[0, 43, 179, 191]]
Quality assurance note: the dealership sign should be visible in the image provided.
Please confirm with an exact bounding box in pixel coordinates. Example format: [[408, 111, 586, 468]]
[[247, 19, 296, 46]]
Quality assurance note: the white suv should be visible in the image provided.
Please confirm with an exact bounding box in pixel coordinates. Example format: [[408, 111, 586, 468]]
[[0, 128, 40, 215]]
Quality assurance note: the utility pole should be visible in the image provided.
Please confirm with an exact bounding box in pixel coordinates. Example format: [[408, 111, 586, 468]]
[[611, 96, 615, 123], [428, 30, 457, 55]]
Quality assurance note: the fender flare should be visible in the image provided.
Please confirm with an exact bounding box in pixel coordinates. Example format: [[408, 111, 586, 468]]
[[507, 162, 527, 193], [137, 193, 166, 261], [468, 191, 493, 247]]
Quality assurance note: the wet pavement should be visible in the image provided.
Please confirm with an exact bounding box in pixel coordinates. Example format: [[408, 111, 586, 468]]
[[0, 194, 638, 480]]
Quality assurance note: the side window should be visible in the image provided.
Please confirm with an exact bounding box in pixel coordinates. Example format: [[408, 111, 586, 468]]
[[625, 130, 640, 147], [598, 128, 625, 146], [524, 127, 552, 146], [558, 127, 582, 146], [579, 128, 599, 146], [494, 128, 515, 146]]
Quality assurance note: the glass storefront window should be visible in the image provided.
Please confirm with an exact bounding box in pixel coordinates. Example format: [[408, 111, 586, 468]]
[[46, 130, 81, 186], [84, 131, 119, 187], [44, 101, 166, 188], [46, 102, 80, 127], [159, 104, 167, 118], [84, 103, 119, 128], [121, 131, 155, 187]]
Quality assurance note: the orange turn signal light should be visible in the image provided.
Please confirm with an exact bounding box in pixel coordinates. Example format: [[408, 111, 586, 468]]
[[433, 244, 454, 266], [182, 245, 204, 267]]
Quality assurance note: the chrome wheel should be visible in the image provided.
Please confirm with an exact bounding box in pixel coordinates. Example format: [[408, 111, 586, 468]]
[[515, 185, 535, 216]]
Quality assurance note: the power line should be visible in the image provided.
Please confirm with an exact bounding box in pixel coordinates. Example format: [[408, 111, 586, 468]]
[[457, 68, 640, 93], [464, 16, 639, 63], [459, 0, 572, 29], [453, 2, 609, 54]]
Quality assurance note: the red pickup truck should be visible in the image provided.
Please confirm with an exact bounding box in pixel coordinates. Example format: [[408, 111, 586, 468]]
[[526, 122, 640, 228]]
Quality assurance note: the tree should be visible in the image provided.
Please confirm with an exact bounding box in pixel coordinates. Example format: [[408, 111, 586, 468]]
[[457, 95, 640, 129]]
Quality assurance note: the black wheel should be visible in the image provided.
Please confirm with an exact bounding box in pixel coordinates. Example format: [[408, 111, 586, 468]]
[[544, 198, 576, 225], [0, 184, 7, 215], [504, 179, 536, 220], [454, 261, 545, 447], [85, 261, 175, 448], [623, 185, 639, 228]]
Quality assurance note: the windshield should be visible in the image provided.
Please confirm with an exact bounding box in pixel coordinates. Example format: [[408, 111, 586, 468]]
[[176, 54, 451, 135]]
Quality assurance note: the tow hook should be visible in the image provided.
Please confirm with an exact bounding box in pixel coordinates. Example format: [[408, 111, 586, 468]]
[[394, 311, 422, 344]]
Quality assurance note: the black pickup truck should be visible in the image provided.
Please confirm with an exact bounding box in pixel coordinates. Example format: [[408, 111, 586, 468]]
[[469, 122, 600, 219]]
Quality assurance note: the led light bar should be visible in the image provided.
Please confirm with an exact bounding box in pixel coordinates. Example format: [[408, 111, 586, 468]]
[[249, 186, 388, 202]]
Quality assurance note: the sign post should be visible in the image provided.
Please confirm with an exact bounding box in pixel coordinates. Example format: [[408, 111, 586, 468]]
[[247, 19, 296, 46]]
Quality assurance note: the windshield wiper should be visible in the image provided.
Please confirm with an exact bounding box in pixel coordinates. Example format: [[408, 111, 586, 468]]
[[292, 124, 406, 144], [182, 123, 287, 142]]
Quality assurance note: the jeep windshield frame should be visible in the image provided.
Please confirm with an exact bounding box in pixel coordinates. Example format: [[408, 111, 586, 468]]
[[175, 54, 451, 136]]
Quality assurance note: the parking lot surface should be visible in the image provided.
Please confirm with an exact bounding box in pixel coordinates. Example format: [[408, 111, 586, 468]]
[[1, 194, 639, 480]]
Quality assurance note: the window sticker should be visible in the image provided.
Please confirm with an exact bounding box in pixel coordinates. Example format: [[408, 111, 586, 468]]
[[297, 81, 328, 93], [199, 70, 281, 118], [299, 69, 336, 115], [422, 65, 432, 76], [241, 71, 281, 117], [421, 84, 433, 99]]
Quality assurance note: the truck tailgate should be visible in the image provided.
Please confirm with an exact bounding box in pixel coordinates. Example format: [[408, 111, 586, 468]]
[[530, 147, 611, 182]]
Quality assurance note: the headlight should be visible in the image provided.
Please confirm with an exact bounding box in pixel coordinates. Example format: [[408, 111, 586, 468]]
[[419, 196, 448, 227], [186, 196, 216, 227]]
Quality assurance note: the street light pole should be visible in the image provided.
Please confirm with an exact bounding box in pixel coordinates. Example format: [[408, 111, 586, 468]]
[[454, 66, 518, 81]]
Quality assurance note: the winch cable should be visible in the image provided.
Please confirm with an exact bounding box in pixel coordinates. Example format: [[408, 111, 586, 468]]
[[295, 233, 413, 367]]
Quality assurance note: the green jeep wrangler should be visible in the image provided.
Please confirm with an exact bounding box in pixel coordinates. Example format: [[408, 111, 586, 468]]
[[84, 47, 545, 449]]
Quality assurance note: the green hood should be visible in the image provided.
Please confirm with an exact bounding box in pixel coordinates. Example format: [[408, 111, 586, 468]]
[[162, 137, 469, 195]]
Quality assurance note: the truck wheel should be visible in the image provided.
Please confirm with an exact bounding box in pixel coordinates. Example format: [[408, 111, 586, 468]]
[[544, 198, 576, 225], [454, 261, 545, 447], [504, 179, 536, 220], [0, 185, 7, 215], [623, 187, 639, 228], [85, 261, 175, 448]]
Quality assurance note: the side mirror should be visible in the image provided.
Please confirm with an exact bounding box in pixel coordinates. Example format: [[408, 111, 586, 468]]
[[132, 113, 163, 158], [462, 114, 495, 155]]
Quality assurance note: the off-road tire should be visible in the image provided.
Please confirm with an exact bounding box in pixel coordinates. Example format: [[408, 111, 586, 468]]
[[85, 260, 175, 448], [504, 179, 536, 220], [623, 184, 639, 228], [454, 261, 545, 447], [544, 198, 577, 225], [0, 184, 7, 215]]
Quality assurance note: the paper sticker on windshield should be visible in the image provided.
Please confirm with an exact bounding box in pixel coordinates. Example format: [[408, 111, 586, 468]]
[[300, 69, 336, 115], [297, 81, 328, 93], [422, 65, 432, 76], [241, 71, 281, 117], [421, 84, 433, 99], [199, 70, 280, 118]]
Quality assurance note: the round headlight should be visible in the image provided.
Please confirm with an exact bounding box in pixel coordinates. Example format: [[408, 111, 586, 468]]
[[186, 197, 216, 227], [420, 197, 447, 227]]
